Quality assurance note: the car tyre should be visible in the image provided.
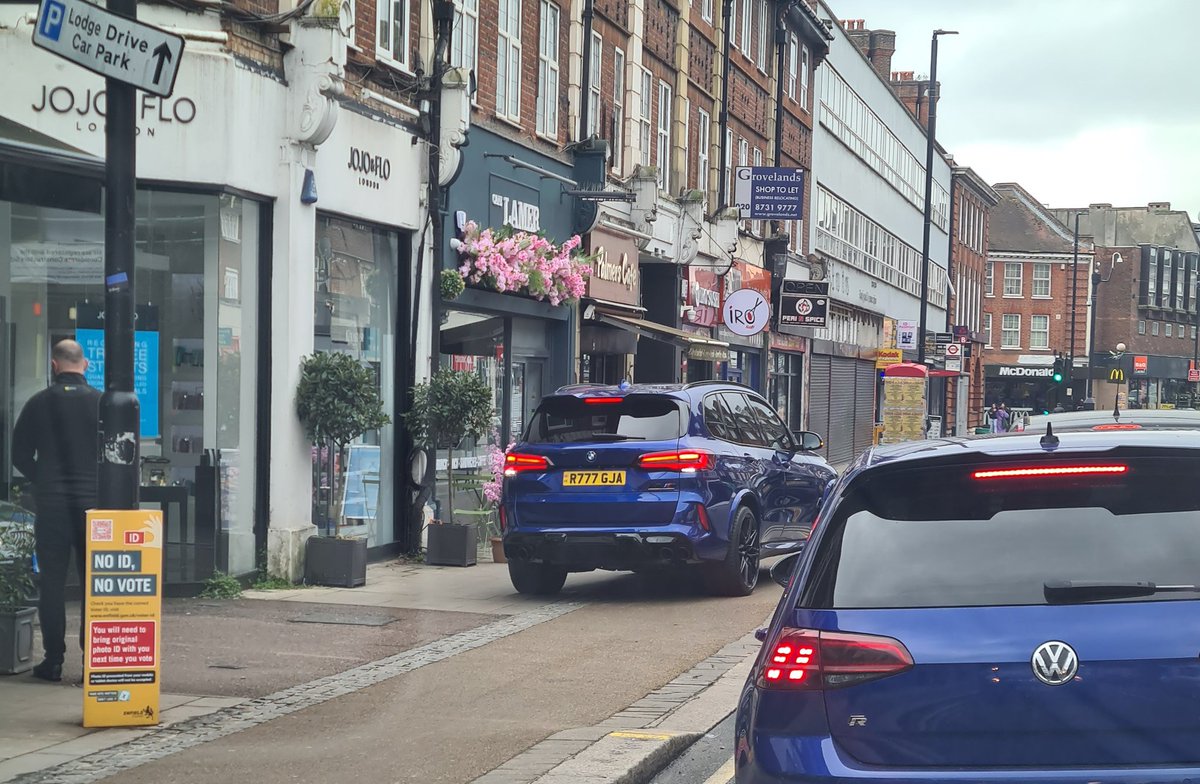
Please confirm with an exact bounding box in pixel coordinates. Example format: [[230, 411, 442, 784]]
[[508, 561, 568, 596], [704, 506, 760, 597]]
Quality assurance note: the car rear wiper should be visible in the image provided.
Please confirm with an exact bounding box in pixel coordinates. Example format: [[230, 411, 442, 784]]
[[586, 434, 645, 441], [1044, 580, 1200, 603]]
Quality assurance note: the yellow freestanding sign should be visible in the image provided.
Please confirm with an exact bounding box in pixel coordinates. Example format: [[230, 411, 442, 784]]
[[83, 509, 163, 728]]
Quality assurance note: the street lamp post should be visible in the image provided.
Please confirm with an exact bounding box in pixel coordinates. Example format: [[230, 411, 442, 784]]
[[916, 29, 957, 366]]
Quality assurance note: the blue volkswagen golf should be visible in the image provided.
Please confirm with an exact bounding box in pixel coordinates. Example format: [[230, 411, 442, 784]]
[[735, 428, 1200, 782], [500, 382, 837, 597]]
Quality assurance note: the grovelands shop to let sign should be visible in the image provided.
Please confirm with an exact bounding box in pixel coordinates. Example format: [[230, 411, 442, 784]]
[[779, 280, 829, 329], [734, 167, 805, 220]]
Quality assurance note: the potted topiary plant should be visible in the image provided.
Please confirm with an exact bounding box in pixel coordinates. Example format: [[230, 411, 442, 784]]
[[296, 351, 390, 587], [0, 524, 37, 675], [405, 369, 494, 567]]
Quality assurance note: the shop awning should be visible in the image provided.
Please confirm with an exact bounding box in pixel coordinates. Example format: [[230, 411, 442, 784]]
[[598, 313, 730, 361]]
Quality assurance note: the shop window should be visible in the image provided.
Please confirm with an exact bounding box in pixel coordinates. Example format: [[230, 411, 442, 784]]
[[4, 189, 261, 578], [314, 215, 398, 546]]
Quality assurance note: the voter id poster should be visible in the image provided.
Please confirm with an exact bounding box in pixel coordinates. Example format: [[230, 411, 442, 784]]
[[84, 510, 163, 728]]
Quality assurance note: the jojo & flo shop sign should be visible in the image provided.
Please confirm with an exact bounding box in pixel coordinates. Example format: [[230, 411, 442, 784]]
[[84, 510, 163, 728]]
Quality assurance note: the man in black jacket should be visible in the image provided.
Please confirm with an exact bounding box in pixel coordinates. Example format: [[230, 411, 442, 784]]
[[12, 339, 101, 682]]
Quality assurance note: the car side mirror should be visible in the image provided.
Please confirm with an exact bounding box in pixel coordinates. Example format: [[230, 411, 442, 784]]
[[793, 431, 824, 452], [770, 552, 803, 588]]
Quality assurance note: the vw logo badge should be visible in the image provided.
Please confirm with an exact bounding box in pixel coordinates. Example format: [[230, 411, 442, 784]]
[[586, 450, 597, 462], [1031, 641, 1079, 686]]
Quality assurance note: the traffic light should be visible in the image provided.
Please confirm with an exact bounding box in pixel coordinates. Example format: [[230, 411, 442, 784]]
[[1052, 356, 1065, 384]]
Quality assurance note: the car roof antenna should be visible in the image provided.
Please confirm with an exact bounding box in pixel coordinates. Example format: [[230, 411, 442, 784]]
[[1040, 422, 1060, 450]]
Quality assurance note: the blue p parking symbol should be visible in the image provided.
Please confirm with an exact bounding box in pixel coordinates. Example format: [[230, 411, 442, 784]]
[[39, 0, 66, 41]]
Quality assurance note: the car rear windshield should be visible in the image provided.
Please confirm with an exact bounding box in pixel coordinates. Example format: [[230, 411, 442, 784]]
[[803, 454, 1200, 609], [524, 396, 684, 444]]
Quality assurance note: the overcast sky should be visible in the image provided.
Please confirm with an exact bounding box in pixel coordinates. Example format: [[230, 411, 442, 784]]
[[830, 0, 1200, 218]]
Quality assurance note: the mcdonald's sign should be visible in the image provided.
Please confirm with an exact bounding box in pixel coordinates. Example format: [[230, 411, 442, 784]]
[[1108, 367, 1125, 384]]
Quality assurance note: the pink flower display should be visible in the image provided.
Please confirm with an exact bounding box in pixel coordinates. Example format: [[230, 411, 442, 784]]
[[457, 222, 592, 305], [481, 440, 516, 507]]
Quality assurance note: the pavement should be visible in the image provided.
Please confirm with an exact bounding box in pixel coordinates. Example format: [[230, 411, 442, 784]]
[[2, 556, 778, 784]]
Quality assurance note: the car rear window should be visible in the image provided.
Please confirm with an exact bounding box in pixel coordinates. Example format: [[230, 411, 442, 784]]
[[803, 454, 1200, 609], [524, 396, 684, 444]]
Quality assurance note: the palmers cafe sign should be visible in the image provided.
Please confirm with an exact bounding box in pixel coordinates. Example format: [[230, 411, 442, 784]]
[[585, 228, 640, 307]]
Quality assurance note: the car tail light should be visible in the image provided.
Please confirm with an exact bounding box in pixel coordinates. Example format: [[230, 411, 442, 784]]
[[972, 464, 1127, 480], [504, 453, 550, 476], [759, 628, 913, 690], [637, 449, 716, 473], [498, 505, 508, 533], [1092, 423, 1142, 431], [583, 397, 623, 405]]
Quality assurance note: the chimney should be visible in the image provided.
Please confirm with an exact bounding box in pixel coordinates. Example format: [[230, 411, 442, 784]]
[[868, 29, 896, 80], [846, 19, 870, 55], [1148, 201, 1171, 212]]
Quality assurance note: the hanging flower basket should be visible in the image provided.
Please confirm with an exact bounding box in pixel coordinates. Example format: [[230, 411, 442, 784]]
[[456, 222, 592, 306]]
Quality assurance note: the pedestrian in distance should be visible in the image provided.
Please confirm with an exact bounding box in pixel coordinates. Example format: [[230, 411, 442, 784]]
[[12, 339, 101, 682]]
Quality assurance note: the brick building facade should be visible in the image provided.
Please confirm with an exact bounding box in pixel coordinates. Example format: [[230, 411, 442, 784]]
[[984, 183, 1091, 416], [1053, 203, 1200, 411]]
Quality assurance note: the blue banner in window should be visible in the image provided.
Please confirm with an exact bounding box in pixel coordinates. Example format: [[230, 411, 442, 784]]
[[75, 329, 161, 439]]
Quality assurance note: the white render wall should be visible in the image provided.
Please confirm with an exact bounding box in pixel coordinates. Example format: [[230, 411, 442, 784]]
[[809, 8, 951, 329]]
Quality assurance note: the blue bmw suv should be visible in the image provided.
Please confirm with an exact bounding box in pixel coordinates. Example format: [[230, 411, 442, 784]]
[[736, 428, 1200, 782], [500, 382, 837, 597]]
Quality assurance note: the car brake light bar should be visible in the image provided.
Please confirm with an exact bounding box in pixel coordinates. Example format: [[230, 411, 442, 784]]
[[583, 397, 624, 405], [972, 464, 1128, 480], [637, 449, 716, 472], [504, 453, 550, 476]]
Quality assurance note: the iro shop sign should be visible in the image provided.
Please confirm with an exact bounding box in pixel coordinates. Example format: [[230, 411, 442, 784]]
[[584, 228, 640, 307], [722, 288, 770, 337], [84, 510, 163, 728], [1133, 355, 1149, 375]]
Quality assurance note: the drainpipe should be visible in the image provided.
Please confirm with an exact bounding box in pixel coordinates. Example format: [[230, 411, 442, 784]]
[[579, 0, 595, 140], [405, 0, 454, 552], [716, 0, 734, 212]]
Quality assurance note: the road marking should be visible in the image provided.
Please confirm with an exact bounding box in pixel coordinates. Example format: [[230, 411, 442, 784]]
[[704, 757, 735, 784], [609, 730, 675, 741]]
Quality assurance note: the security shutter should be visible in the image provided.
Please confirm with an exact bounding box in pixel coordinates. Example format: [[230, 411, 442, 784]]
[[853, 360, 877, 457], [807, 354, 831, 460], [827, 358, 857, 467]]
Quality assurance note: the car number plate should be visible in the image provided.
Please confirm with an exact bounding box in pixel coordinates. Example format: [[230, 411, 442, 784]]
[[562, 471, 626, 487]]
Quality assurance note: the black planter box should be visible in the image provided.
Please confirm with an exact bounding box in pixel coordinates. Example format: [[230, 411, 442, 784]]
[[304, 536, 368, 587], [0, 606, 36, 675], [426, 523, 476, 567]]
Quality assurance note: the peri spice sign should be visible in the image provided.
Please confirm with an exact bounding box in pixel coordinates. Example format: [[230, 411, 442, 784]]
[[84, 510, 163, 728], [585, 227, 640, 307]]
